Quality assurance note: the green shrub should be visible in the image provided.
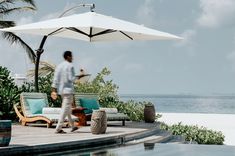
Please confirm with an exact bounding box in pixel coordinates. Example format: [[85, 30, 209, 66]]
[[0, 66, 25, 120], [75, 67, 119, 103], [24, 74, 62, 107], [75, 68, 147, 121], [0, 66, 156, 122], [160, 122, 225, 145], [101, 99, 145, 121], [37, 74, 62, 107]]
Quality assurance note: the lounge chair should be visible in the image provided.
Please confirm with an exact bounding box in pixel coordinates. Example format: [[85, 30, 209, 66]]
[[14, 92, 78, 128], [74, 93, 129, 126]]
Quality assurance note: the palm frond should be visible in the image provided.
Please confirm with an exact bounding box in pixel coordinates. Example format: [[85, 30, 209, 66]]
[[2, 31, 36, 62], [0, 0, 36, 8], [0, 6, 35, 15], [20, 0, 36, 8], [0, 4, 8, 14], [39, 61, 56, 70], [27, 61, 56, 77], [0, 0, 13, 5], [0, 20, 15, 28]]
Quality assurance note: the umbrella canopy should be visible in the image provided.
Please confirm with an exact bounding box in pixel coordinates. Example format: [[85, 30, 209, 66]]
[[0, 10, 182, 92], [0, 12, 182, 41]]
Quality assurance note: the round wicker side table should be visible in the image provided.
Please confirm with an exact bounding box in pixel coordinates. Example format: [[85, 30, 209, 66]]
[[90, 110, 107, 134]]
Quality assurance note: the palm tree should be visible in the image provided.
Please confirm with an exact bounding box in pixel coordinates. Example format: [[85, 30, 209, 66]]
[[0, 0, 36, 63], [27, 61, 55, 77]]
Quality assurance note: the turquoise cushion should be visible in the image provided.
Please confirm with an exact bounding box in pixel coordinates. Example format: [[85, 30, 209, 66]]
[[79, 98, 100, 114], [26, 99, 46, 114]]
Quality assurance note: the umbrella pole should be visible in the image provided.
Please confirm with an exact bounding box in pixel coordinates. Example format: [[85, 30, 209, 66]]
[[35, 35, 48, 92]]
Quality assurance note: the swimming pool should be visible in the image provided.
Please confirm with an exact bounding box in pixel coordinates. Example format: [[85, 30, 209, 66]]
[[40, 143, 235, 156]]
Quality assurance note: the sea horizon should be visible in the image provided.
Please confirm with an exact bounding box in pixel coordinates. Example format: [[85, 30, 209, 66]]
[[119, 94, 235, 114], [119, 93, 235, 98]]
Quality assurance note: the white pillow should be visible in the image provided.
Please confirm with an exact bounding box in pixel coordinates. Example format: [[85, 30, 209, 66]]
[[42, 107, 61, 114], [99, 107, 118, 114]]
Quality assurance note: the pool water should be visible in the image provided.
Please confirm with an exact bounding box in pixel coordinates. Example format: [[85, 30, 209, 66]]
[[40, 143, 235, 156]]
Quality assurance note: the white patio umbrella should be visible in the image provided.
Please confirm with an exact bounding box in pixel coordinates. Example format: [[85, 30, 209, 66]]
[[0, 12, 181, 41], [0, 10, 182, 91]]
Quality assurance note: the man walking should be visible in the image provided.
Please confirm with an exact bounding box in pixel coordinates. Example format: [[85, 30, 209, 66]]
[[51, 50, 78, 134]]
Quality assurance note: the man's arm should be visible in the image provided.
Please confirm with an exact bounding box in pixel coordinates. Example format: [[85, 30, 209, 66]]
[[52, 65, 60, 90], [68, 65, 77, 83], [51, 66, 60, 100]]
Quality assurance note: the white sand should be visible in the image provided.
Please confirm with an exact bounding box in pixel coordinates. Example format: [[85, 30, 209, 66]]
[[158, 113, 235, 146]]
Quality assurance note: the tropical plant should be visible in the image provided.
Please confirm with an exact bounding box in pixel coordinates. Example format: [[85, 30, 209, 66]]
[[0, 0, 37, 63], [37, 73, 62, 107], [24, 73, 62, 107], [109, 100, 145, 121], [26, 66, 153, 121], [75, 67, 119, 103], [27, 61, 55, 77], [0, 66, 26, 120], [75, 67, 149, 121], [160, 122, 225, 145]]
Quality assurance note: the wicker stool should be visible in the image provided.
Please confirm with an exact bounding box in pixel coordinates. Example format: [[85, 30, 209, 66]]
[[90, 110, 107, 134]]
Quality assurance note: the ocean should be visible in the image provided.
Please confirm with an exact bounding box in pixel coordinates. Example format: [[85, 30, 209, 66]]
[[120, 94, 235, 114]]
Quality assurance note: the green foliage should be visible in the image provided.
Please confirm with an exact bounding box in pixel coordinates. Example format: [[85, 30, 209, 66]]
[[0, 65, 156, 121], [75, 67, 119, 102], [75, 67, 148, 121], [103, 99, 145, 121], [37, 74, 61, 107], [1, 0, 36, 63], [160, 122, 225, 145], [24, 74, 62, 107], [0, 66, 24, 120]]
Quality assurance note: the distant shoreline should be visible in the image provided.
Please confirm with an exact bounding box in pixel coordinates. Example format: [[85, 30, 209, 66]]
[[119, 94, 235, 98]]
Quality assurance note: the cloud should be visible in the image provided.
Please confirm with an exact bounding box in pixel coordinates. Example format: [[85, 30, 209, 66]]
[[226, 51, 235, 71], [226, 35, 235, 70], [40, 2, 77, 20], [0, 39, 30, 75], [124, 63, 144, 73], [227, 51, 235, 62], [78, 57, 96, 71], [173, 29, 197, 57], [16, 16, 33, 25], [226, 34, 235, 63], [136, 0, 156, 26], [175, 29, 196, 47], [197, 0, 235, 28], [40, 12, 60, 21]]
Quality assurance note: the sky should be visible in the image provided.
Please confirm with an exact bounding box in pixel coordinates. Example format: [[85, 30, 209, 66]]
[[1, 0, 235, 95]]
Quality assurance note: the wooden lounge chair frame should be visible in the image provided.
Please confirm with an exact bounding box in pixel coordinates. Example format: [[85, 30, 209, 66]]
[[14, 104, 53, 128], [14, 92, 78, 128], [14, 92, 54, 128]]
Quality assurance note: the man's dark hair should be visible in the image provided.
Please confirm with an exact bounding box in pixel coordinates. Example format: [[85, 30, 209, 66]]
[[63, 51, 72, 59]]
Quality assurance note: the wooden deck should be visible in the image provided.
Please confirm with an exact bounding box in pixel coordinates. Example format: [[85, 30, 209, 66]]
[[0, 121, 161, 155]]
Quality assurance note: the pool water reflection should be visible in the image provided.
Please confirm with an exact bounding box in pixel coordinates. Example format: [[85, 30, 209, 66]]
[[41, 143, 235, 156]]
